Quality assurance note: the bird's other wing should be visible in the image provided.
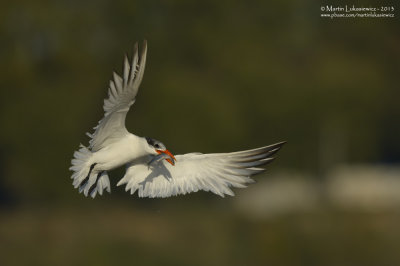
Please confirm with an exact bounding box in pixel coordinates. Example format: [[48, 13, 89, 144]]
[[88, 41, 147, 151], [117, 142, 286, 198]]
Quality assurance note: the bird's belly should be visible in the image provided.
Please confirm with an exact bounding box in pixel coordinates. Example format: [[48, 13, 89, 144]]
[[92, 140, 141, 171]]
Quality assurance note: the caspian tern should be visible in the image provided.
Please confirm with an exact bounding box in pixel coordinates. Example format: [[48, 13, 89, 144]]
[[70, 41, 285, 198]]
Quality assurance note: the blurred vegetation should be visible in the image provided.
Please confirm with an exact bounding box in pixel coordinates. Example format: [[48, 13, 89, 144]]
[[0, 0, 399, 265], [2, 203, 400, 266]]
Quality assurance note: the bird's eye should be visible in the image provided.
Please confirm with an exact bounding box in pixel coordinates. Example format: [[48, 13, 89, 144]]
[[154, 144, 160, 149]]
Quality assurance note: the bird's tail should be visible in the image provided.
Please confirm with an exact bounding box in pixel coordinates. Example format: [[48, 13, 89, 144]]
[[69, 144, 111, 198]]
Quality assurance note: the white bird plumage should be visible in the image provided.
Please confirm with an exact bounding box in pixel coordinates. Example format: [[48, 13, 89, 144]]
[[117, 143, 284, 198], [70, 41, 285, 198]]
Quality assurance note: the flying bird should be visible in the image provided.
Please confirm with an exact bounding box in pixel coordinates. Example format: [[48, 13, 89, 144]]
[[70, 41, 285, 198]]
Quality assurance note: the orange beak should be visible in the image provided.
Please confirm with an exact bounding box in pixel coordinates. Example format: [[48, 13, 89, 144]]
[[156, 149, 176, 166]]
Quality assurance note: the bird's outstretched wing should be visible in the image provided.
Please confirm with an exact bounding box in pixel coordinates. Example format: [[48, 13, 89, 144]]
[[117, 142, 285, 198], [87, 41, 147, 151]]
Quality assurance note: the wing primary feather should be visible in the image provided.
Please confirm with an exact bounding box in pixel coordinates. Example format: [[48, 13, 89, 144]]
[[128, 42, 139, 85], [228, 157, 275, 168], [109, 80, 117, 99], [229, 151, 273, 163], [123, 55, 130, 87], [113, 72, 123, 93], [134, 40, 147, 87], [227, 141, 286, 157]]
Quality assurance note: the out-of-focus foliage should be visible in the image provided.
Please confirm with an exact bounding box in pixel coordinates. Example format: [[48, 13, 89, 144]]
[[2, 204, 400, 266], [0, 1, 399, 265]]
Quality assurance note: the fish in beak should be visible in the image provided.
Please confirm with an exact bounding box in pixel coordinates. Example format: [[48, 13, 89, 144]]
[[147, 149, 177, 168], [156, 149, 176, 165]]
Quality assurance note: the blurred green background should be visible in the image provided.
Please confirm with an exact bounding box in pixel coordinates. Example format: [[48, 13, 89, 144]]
[[0, 0, 399, 265]]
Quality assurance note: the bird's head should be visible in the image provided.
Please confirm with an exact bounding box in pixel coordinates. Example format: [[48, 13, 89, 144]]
[[145, 137, 176, 165]]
